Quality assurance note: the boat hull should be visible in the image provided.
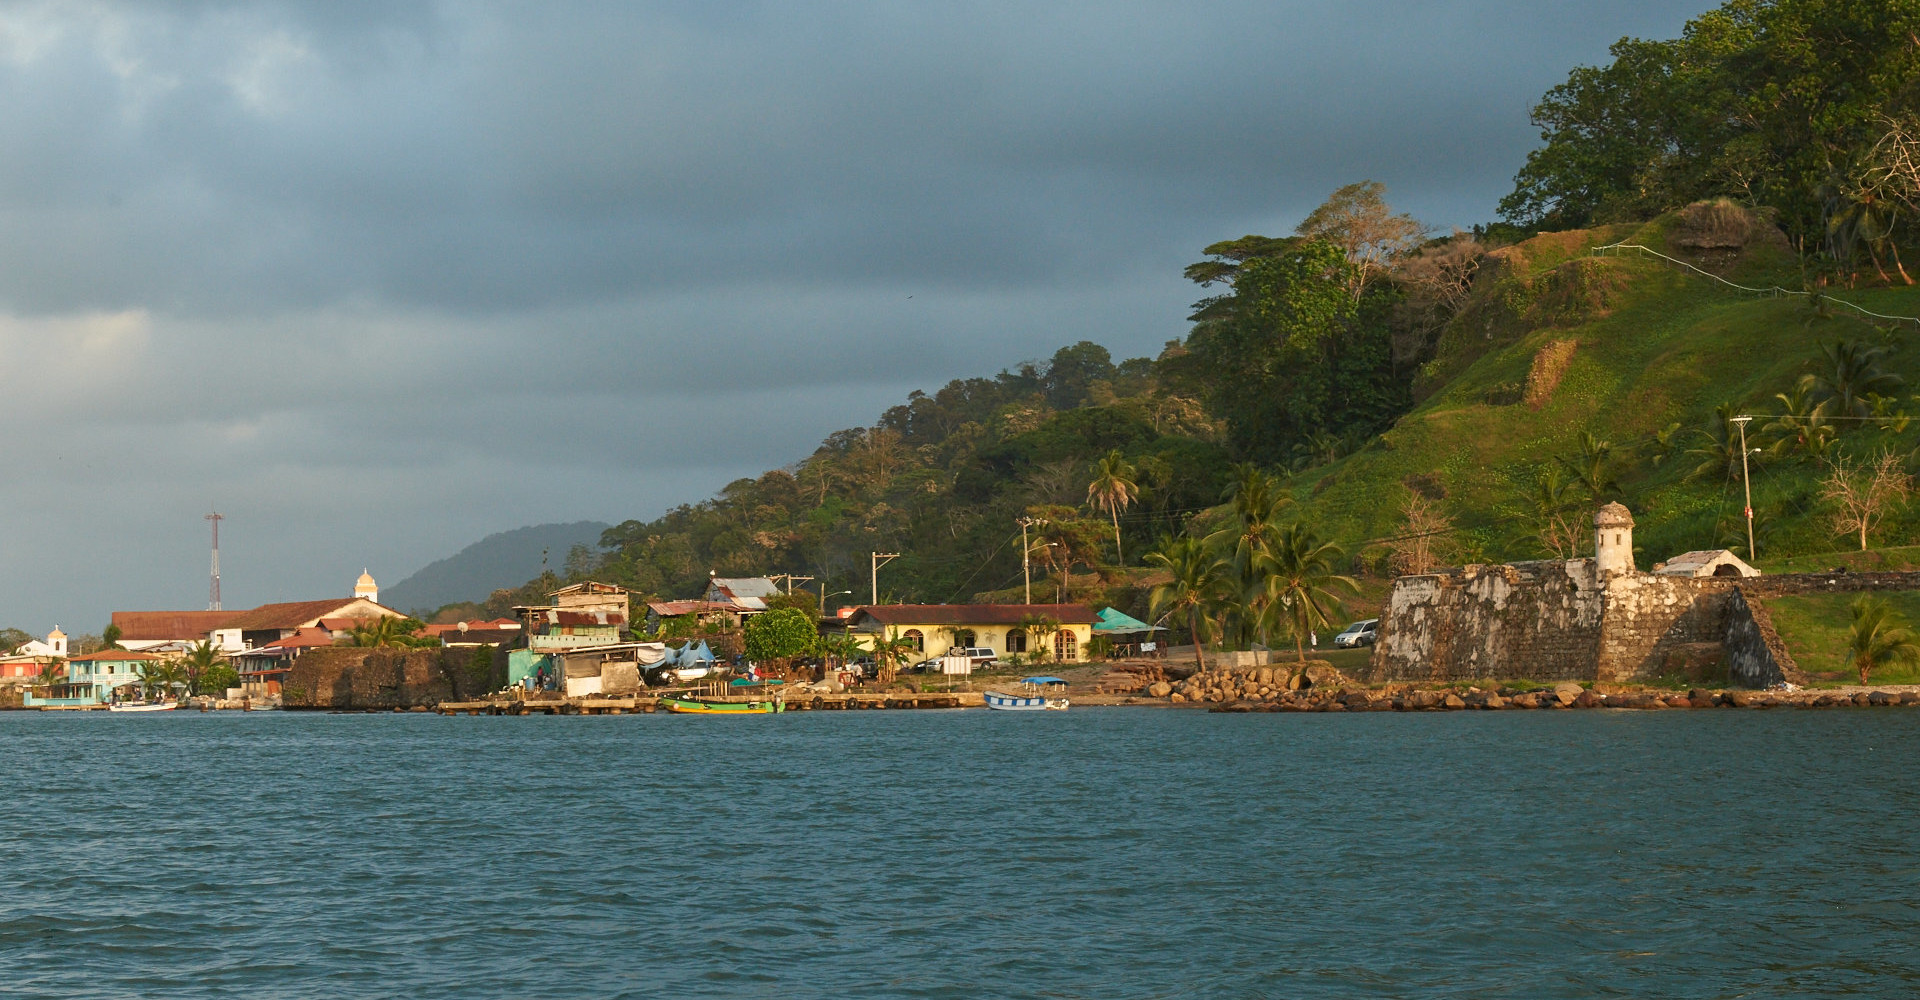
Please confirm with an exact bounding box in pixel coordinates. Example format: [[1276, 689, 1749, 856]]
[[107, 702, 177, 713], [660, 697, 784, 715], [983, 691, 1069, 711]]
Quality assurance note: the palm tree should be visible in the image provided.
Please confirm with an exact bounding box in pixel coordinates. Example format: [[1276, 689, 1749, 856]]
[[1016, 614, 1062, 664], [1528, 465, 1583, 558], [137, 659, 187, 701], [1803, 340, 1903, 418], [819, 632, 863, 674], [869, 628, 918, 683], [345, 616, 424, 648], [1146, 536, 1223, 671], [1846, 595, 1920, 684], [180, 640, 225, 695], [1259, 524, 1360, 663], [1556, 431, 1621, 500], [1763, 384, 1837, 461], [1684, 403, 1751, 483], [1085, 450, 1139, 565]]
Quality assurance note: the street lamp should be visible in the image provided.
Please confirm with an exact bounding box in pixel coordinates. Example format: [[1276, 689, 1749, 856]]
[[1731, 416, 1756, 561], [820, 589, 853, 618]]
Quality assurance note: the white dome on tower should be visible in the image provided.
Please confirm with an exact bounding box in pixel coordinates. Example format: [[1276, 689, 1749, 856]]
[[354, 569, 378, 602]]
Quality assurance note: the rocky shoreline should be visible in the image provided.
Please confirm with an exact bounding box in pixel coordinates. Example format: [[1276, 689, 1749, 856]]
[[1148, 664, 1920, 712]]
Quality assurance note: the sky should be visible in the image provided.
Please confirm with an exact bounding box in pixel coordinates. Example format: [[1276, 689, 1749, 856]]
[[0, 0, 1719, 633]]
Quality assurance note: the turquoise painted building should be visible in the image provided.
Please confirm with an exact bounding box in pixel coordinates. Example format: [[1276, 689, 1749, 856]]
[[24, 650, 163, 706]]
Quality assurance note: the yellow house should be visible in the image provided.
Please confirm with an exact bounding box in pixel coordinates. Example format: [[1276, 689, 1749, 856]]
[[844, 604, 1099, 666]]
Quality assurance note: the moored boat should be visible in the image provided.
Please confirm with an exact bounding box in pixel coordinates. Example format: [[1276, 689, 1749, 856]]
[[660, 696, 785, 715], [107, 701, 177, 713], [983, 690, 1068, 711]]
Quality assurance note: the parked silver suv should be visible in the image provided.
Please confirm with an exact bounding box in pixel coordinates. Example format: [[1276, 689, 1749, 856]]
[[1332, 619, 1379, 648]]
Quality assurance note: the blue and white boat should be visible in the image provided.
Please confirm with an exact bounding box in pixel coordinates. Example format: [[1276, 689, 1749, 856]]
[[983, 678, 1070, 711]]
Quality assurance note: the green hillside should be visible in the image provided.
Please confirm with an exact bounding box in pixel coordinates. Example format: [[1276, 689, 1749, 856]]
[[1290, 210, 1920, 573], [446, 0, 1920, 654]]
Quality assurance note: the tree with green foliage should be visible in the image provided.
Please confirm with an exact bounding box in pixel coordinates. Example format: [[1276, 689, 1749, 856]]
[[1556, 431, 1623, 502], [1258, 524, 1360, 664], [743, 607, 818, 666], [1847, 595, 1920, 685], [137, 659, 187, 701], [180, 640, 227, 696], [0, 628, 29, 655], [1764, 385, 1838, 461], [344, 617, 431, 648], [1684, 403, 1752, 483], [100, 624, 123, 650], [1801, 339, 1903, 418], [1499, 0, 1920, 274], [868, 628, 919, 683], [1085, 450, 1138, 565], [196, 663, 241, 697], [1204, 465, 1293, 648], [1147, 536, 1224, 670], [1527, 466, 1585, 558], [1015, 614, 1062, 665], [1294, 179, 1427, 300]]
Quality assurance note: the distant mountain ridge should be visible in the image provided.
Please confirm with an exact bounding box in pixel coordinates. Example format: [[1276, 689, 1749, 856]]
[[382, 521, 610, 614]]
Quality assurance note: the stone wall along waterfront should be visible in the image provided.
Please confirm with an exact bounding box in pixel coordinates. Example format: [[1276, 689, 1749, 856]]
[[1370, 559, 1605, 683], [282, 646, 506, 710]]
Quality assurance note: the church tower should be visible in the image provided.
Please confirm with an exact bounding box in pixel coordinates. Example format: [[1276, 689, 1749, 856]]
[[47, 626, 66, 657], [1594, 502, 1636, 576], [354, 570, 379, 604]]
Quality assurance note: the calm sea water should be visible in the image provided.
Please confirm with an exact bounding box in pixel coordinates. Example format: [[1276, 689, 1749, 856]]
[[3, 708, 1919, 999]]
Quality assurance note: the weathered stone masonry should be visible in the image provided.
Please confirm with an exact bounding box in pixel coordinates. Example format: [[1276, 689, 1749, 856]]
[[1370, 565, 1920, 688]]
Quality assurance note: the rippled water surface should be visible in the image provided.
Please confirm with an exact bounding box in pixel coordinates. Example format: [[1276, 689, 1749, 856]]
[[4, 708, 1920, 998]]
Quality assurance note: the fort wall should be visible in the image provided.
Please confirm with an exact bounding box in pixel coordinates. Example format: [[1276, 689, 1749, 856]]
[[1371, 565, 1920, 687]]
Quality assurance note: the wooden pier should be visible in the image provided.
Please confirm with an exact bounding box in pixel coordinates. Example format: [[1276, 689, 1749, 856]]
[[434, 690, 985, 716]]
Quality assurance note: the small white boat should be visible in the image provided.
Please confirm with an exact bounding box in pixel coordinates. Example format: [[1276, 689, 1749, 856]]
[[983, 690, 1068, 711], [107, 701, 177, 713]]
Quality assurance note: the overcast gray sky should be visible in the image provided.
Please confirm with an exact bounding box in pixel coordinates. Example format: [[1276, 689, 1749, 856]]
[[0, 1, 1715, 632]]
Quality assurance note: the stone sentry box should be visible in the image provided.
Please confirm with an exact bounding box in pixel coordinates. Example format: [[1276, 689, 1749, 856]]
[[1369, 503, 1762, 685]]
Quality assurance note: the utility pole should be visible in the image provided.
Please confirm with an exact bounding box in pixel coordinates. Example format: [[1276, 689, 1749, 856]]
[[204, 511, 225, 611], [1016, 517, 1046, 604], [1732, 416, 1756, 561], [770, 573, 814, 595], [869, 552, 899, 606]]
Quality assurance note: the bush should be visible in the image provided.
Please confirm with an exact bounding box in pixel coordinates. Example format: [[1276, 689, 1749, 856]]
[[195, 664, 240, 696], [744, 608, 817, 662]]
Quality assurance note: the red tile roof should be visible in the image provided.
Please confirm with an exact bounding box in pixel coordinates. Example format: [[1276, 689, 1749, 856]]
[[110, 611, 233, 641], [68, 649, 163, 662], [218, 599, 395, 632], [848, 604, 1099, 627]]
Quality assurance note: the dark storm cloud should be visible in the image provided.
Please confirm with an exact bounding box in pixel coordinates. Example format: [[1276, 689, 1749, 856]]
[[0, 0, 1714, 628]]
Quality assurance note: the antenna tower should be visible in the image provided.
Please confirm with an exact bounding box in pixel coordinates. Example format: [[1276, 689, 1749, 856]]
[[205, 511, 225, 611]]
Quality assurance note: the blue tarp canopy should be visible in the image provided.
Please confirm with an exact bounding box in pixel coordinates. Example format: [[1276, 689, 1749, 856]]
[[1093, 607, 1165, 634], [1021, 676, 1068, 685]]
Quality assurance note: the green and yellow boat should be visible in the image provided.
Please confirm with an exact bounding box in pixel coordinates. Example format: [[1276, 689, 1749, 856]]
[[660, 696, 785, 715]]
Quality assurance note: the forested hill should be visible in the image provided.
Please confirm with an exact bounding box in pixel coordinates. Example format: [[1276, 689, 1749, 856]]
[[464, 0, 1920, 627]]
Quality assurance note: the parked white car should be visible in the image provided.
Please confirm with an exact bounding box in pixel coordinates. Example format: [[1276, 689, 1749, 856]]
[[1332, 619, 1380, 648]]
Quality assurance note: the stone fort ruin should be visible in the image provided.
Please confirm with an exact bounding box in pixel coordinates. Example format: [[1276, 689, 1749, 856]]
[[1368, 503, 1920, 687]]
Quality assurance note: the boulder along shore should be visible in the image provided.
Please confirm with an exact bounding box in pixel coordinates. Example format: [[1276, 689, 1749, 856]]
[[1148, 663, 1920, 712]]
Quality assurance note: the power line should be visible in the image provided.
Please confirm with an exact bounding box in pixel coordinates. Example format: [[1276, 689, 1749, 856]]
[[1592, 241, 1920, 326]]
